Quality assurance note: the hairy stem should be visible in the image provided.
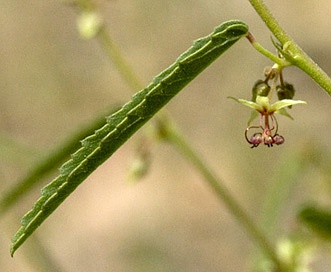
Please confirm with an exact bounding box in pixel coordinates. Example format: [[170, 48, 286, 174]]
[[248, 0, 331, 95], [248, 0, 291, 44]]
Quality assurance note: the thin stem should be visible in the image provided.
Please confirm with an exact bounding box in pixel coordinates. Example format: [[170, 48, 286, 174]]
[[251, 146, 309, 271], [246, 33, 289, 67], [97, 25, 145, 90], [159, 121, 285, 271], [248, 0, 331, 95], [74, 2, 284, 268]]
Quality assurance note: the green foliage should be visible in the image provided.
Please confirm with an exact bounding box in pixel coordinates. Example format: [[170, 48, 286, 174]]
[[0, 107, 118, 215], [298, 205, 331, 240], [10, 20, 249, 256], [4, 1, 331, 270]]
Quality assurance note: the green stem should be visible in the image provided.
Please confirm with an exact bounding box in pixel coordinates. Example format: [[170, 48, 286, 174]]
[[248, 0, 331, 95], [97, 25, 145, 90], [159, 121, 285, 271], [251, 148, 307, 270], [0, 108, 118, 215], [248, 0, 291, 44], [76, 3, 284, 268], [246, 33, 289, 67]]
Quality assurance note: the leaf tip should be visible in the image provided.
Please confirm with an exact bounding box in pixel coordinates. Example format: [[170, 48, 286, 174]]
[[10, 228, 28, 257], [10, 242, 17, 257]]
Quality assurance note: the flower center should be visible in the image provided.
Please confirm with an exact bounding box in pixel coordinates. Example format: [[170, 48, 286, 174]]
[[245, 113, 284, 148]]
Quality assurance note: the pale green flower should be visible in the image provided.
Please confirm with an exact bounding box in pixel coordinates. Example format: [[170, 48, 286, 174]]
[[229, 95, 307, 148], [231, 95, 307, 123]]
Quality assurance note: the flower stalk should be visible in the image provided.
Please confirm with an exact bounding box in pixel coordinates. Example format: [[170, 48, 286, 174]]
[[248, 0, 331, 95]]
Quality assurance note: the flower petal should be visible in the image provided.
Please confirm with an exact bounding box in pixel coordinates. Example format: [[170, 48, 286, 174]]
[[270, 99, 307, 112], [256, 96, 271, 110], [228, 96, 263, 111]]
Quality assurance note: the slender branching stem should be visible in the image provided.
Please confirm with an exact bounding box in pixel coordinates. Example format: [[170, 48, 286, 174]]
[[84, 5, 285, 269], [97, 26, 145, 91], [246, 33, 289, 67], [248, 0, 331, 95], [159, 121, 285, 271]]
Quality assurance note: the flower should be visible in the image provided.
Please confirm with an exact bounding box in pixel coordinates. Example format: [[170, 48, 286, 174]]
[[229, 95, 307, 148], [234, 95, 306, 117]]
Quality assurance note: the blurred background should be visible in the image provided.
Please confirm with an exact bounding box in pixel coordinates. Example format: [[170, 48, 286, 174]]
[[1, 0, 331, 271]]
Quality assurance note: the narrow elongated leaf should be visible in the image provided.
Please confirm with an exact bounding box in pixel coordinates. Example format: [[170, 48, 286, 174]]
[[10, 20, 249, 256], [0, 107, 119, 215]]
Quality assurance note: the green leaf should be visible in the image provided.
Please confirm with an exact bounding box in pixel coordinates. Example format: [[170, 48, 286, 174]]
[[298, 205, 331, 240], [0, 107, 119, 215], [276, 108, 293, 119], [10, 20, 249, 256], [247, 110, 259, 125]]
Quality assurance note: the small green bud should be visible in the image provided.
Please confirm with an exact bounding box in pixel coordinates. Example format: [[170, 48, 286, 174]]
[[251, 80, 270, 102], [127, 140, 151, 182], [277, 82, 296, 108], [127, 156, 150, 182], [77, 11, 103, 39]]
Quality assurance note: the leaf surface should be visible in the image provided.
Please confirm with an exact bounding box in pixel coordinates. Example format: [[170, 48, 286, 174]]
[[10, 20, 249, 256]]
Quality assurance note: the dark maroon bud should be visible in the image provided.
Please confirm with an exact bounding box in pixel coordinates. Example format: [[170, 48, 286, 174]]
[[273, 134, 285, 145]]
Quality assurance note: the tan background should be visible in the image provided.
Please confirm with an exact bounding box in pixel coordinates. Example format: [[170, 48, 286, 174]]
[[1, 0, 331, 271]]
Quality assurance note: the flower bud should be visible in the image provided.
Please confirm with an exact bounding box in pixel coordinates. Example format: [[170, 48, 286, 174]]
[[251, 80, 270, 102], [277, 82, 296, 108]]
